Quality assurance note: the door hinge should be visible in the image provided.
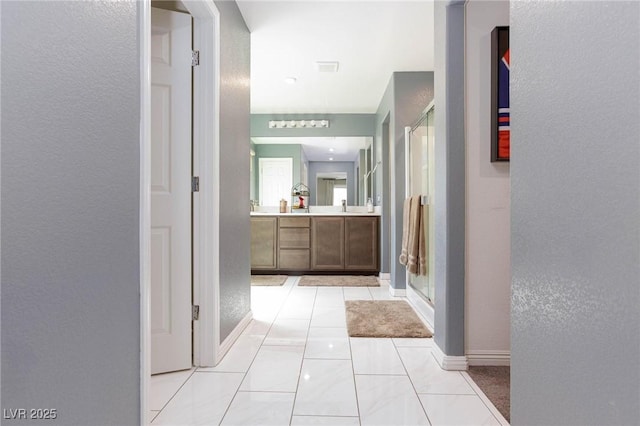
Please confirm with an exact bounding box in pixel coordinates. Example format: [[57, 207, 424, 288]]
[[192, 305, 200, 321], [192, 50, 200, 67], [192, 176, 200, 192]]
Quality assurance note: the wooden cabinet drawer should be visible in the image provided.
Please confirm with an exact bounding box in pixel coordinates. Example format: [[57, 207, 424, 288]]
[[279, 216, 310, 228], [279, 249, 310, 270], [279, 227, 310, 249]]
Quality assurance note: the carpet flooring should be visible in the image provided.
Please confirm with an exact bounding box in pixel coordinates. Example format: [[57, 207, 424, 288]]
[[298, 275, 380, 287], [345, 300, 433, 338], [467, 366, 510, 422], [250, 275, 288, 286]]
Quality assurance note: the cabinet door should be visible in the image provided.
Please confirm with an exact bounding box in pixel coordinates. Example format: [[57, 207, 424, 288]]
[[345, 217, 379, 271], [311, 217, 345, 270], [251, 217, 278, 269], [279, 249, 310, 270]]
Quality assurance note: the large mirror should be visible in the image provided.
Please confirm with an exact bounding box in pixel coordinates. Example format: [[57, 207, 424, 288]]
[[250, 136, 374, 206]]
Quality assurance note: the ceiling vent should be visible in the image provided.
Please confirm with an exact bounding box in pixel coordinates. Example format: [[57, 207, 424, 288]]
[[315, 61, 339, 73]]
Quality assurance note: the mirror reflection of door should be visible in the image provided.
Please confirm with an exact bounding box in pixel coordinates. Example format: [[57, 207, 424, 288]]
[[316, 172, 347, 206], [259, 158, 293, 206]]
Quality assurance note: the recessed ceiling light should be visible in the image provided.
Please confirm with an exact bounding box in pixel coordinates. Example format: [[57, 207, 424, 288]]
[[284, 77, 297, 84], [329, 148, 334, 153], [329, 157, 334, 161]]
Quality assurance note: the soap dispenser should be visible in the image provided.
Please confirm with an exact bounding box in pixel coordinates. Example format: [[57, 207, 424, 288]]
[[366, 197, 374, 213]]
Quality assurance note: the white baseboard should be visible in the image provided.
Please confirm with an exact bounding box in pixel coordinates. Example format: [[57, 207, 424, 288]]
[[432, 342, 468, 371], [216, 310, 252, 365], [378, 272, 390, 280], [389, 286, 406, 297], [466, 350, 511, 366]]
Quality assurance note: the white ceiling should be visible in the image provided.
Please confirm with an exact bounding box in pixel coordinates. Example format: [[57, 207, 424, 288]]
[[237, 1, 435, 114], [252, 136, 371, 161]]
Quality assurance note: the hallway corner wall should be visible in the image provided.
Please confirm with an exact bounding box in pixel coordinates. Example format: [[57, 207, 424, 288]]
[[1, 2, 141, 424], [511, 1, 640, 423], [464, 0, 511, 363], [375, 72, 434, 286], [214, 0, 251, 341], [433, 0, 466, 357]]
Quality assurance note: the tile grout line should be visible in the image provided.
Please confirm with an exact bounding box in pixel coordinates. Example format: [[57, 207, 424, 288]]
[[460, 371, 509, 426], [289, 279, 318, 425], [151, 368, 198, 422], [344, 286, 363, 426], [217, 275, 300, 425], [391, 338, 433, 425]]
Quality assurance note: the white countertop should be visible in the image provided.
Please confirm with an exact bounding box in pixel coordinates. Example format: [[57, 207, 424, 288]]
[[250, 211, 381, 217], [250, 206, 381, 217]]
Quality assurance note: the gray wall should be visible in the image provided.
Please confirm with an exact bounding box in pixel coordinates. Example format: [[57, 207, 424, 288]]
[[511, 1, 640, 424], [374, 72, 434, 284], [215, 0, 251, 341], [1, 2, 140, 424], [432, 0, 466, 357], [308, 162, 356, 207]]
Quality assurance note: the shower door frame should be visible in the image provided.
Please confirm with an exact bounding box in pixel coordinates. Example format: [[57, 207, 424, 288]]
[[405, 101, 436, 329]]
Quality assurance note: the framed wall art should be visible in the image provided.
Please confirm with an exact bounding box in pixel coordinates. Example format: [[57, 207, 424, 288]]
[[491, 26, 510, 162]]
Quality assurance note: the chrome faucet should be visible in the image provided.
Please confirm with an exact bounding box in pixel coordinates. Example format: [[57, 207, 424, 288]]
[[341, 199, 346, 212]]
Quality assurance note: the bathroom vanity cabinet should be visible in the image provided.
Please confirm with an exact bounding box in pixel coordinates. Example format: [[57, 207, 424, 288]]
[[250, 216, 278, 270], [250, 214, 379, 273], [311, 217, 345, 270]]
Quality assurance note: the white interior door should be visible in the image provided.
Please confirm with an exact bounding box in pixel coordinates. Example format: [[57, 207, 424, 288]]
[[150, 7, 192, 375], [259, 158, 293, 207]]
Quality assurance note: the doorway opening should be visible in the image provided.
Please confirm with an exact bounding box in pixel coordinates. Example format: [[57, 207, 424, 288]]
[[140, 0, 221, 422]]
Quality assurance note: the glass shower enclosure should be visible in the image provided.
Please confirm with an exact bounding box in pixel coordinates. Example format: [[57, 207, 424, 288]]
[[405, 103, 435, 307]]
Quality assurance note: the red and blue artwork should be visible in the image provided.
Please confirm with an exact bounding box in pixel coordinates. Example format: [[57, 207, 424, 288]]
[[491, 26, 510, 162], [498, 48, 510, 159]]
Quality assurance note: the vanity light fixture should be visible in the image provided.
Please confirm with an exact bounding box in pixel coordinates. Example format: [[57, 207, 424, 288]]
[[267, 119, 330, 129]]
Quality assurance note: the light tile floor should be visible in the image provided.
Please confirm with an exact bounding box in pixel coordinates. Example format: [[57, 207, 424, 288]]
[[150, 277, 508, 425]]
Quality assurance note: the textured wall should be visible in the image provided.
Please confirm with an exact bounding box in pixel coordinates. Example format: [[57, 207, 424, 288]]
[[464, 0, 510, 360], [511, 1, 640, 424], [1, 1, 140, 424], [214, 0, 252, 341]]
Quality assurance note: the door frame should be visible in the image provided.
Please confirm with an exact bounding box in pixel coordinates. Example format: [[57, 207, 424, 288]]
[[404, 101, 435, 329], [139, 0, 221, 423]]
